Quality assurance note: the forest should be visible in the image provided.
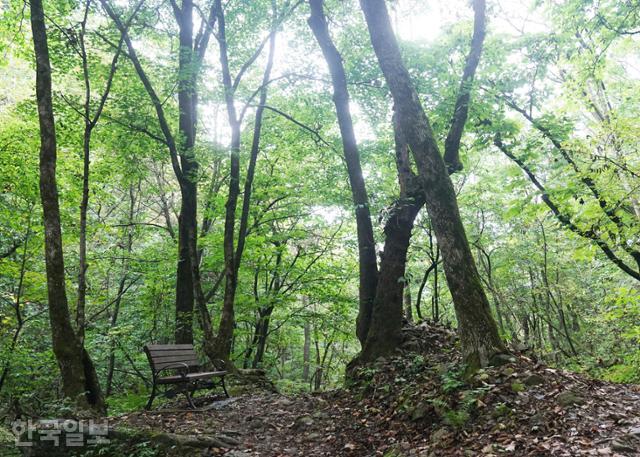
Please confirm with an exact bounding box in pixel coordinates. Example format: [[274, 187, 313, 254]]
[[1, 0, 640, 455]]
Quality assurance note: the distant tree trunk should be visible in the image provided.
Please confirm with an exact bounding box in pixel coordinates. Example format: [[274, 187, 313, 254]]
[[359, 0, 505, 368], [415, 233, 438, 321], [30, 0, 104, 412], [106, 184, 137, 396], [303, 321, 311, 382], [252, 306, 274, 368], [432, 258, 440, 322], [475, 244, 505, 334], [404, 283, 413, 323], [307, 0, 378, 346], [522, 315, 530, 346], [76, 0, 122, 343], [99, 0, 215, 348], [0, 213, 32, 394]]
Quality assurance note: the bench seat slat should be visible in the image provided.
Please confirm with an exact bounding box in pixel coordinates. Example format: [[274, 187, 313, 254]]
[[146, 344, 194, 351], [153, 359, 200, 371], [157, 371, 227, 384], [151, 352, 198, 362], [149, 350, 196, 359]]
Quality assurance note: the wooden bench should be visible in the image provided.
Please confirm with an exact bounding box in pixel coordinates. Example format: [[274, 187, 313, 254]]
[[144, 344, 228, 409]]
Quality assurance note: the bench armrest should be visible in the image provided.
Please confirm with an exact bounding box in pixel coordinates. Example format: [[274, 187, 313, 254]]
[[154, 362, 190, 378], [212, 359, 226, 371]]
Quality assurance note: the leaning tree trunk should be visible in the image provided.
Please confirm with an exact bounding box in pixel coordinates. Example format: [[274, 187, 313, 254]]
[[308, 0, 379, 346], [359, 0, 505, 368], [30, 0, 104, 412], [358, 121, 424, 362]]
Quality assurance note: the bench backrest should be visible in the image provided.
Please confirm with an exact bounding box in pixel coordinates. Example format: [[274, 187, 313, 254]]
[[144, 344, 201, 373]]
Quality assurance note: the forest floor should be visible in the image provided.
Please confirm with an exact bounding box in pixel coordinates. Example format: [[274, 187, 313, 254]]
[[108, 323, 640, 457]]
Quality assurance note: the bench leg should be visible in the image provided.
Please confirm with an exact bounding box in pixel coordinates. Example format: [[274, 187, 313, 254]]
[[184, 385, 196, 409], [220, 376, 229, 398], [146, 382, 157, 410]]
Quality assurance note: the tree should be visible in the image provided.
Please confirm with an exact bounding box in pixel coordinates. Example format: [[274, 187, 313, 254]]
[[99, 0, 217, 346], [307, 0, 378, 346], [359, 0, 505, 367], [29, 0, 105, 412]]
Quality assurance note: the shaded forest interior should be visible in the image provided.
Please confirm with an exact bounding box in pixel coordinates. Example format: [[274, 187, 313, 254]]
[[1, 0, 640, 455]]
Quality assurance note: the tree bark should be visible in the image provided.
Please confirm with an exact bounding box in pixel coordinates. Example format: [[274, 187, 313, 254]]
[[359, 0, 505, 367], [404, 283, 413, 323], [0, 214, 32, 394], [212, 0, 279, 363], [358, 118, 425, 361], [303, 320, 311, 382], [443, 0, 486, 173], [212, 0, 243, 362], [251, 306, 274, 368], [30, 0, 104, 412], [77, 0, 123, 343], [174, 0, 199, 345], [106, 184, 138, 395], [307, 0, 378, 346]]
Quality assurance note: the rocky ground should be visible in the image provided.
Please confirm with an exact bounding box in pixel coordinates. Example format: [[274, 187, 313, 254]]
[[106, 323, 640, 456]]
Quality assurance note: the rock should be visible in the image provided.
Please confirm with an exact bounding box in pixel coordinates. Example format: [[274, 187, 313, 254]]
[[556, 391, 585, 407], [293, 415, 314, 430], [312, 410, 329, 420], [275, 397, 294, 407], [491, 353, 516, 366], [224, 451, 252, 457], [246, 417, 265, 430], [409, 402, 433, 421], [482, 443, 495, 453], [524, 374, 545, 386], [211, 397, 239, 410], [611, 439, 636, 453], [430, 428, 450, 443], [344, 442, 357, 451], [529, 412, 545, 425]]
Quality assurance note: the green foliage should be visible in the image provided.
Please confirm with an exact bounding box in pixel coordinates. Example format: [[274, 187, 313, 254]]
[[0, 0, 639, 426], [440, 366, 466, 393]]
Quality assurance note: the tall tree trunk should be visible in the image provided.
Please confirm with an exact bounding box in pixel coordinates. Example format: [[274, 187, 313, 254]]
[[359, 0, 505, 368], [174, 0, 198, 345], [303, 320, 311, 382], [212, 1, 278, 363], [30, 0, 104, 412], [359, 120, 424, 361], [214, 0, 242, 360], [307, 0, 378, 346], [76, 0, 122, 343]]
